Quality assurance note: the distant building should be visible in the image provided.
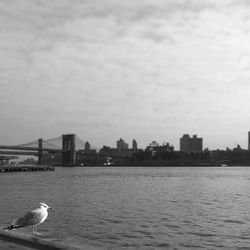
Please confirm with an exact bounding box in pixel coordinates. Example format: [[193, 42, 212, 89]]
[[78, 141, 97, 155], [117, 138, 129, 151], [248, 131, 250, 151], [145, 141, 174, 156], [180, 134, 203, 153], [99, 145, 140, 159], [146, 141, 160, 151], [85, 141, 90, 152], [233, 144, 242, 152], [99, 146, 112, 156], [146, 141, 174, 152], [132, 139, 138, 150], [161, 142, 174, 152]]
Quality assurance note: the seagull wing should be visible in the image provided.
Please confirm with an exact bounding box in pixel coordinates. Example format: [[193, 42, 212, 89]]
[[15, 209, 43, 227]]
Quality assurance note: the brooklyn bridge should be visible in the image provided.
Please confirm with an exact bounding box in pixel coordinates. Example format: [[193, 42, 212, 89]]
[[0, 134, 97, 166]]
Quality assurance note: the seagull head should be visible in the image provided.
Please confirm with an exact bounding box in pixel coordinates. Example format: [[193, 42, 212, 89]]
[[39, 202, 53, 211]]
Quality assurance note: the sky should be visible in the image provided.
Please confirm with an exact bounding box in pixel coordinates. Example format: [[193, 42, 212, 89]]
[[1, 0, 250, 150]]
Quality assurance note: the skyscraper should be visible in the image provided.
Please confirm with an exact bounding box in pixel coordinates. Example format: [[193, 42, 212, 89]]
[[180, 134, 203, 153], [117, 138, 129, 151], [248, 131, 250, 151]]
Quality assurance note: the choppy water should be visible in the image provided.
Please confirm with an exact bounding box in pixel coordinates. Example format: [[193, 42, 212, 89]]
[[1, 167, 250, 249]]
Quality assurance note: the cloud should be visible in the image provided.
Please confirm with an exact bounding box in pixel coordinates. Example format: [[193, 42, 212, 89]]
[[1, 0, 250, 149]]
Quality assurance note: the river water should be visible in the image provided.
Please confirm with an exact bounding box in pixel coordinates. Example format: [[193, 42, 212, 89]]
[[1, 166, 250, 249]]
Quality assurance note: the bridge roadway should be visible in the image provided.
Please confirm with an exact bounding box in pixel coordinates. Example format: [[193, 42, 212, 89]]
[[0, 151, 60, 156], [0, 145, 61, 152]]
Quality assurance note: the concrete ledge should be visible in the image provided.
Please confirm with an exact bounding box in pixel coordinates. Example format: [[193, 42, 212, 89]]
[[0, 230, 83, 250]]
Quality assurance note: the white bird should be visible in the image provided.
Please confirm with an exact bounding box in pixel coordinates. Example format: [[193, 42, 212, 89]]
[[3, 203, 53, 235]]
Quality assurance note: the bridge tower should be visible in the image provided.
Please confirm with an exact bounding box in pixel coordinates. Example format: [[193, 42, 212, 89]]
[[38, 138, 43, 165], [62, 134, 76, 166]]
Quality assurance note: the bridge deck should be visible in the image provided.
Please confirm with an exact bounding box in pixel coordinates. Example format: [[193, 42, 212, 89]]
[[0, 145, 61, 152]]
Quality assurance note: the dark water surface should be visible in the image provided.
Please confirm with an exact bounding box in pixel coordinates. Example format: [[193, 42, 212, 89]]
[[1, 166, 250, 249]]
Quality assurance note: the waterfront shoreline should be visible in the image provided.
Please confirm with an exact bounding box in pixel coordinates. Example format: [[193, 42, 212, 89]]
[[0, 165, 55, 173], [54, 164, 250, 167]]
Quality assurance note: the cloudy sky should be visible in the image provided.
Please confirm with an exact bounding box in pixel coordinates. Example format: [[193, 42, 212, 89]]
[[1, 0, 250, 150]]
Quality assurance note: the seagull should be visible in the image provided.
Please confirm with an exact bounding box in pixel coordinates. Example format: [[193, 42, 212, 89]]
[[3, 202, 53, 235]]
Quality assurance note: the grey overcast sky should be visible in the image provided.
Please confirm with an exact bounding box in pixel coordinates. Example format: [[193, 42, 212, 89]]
[[1, 0, 250, 150]]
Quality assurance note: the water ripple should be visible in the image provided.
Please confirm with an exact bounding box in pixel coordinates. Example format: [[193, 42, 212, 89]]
[[2, 167, 250, 249], [223, 219, 246, 225]]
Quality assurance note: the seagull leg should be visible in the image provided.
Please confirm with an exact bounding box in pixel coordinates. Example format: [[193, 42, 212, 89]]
[[35, 225, 42, 235], [33, 226, 36, 234]]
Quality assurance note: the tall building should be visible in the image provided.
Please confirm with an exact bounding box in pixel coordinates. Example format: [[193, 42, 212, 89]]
[[248, 131, 250, 151], [180, 134, 203, 153], [117, 138, 129, 151], [132, 139, 138, 150]]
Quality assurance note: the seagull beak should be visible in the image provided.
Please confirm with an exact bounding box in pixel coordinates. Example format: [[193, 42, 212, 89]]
[[48, 207, 53, 211]]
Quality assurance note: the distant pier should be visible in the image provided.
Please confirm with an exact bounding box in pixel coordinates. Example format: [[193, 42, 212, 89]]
[[0, 165, 55, 173]]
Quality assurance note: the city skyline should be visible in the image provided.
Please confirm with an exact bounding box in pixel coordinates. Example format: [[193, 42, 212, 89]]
[[99, 132, 247, 151], [1, 0, 250, 150]]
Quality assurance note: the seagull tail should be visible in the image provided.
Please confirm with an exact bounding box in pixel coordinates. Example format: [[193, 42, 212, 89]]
[[2, 224, 24, 231], [2, 225, 14, 230], [2, 219, 24, 231]]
